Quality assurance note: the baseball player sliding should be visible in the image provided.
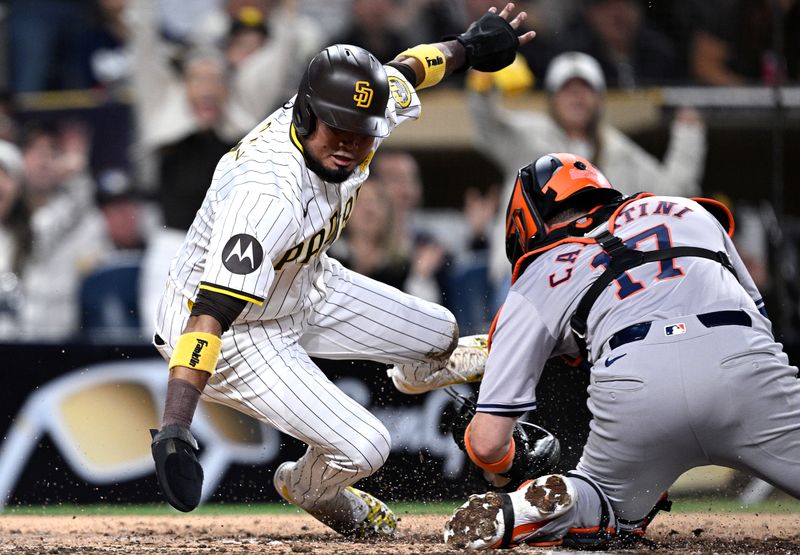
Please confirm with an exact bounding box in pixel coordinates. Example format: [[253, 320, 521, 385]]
[[149, 3, 534, 539], [443, 153, 800, 549]]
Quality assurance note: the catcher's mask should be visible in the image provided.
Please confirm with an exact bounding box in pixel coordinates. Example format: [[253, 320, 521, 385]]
[[505, 153, 622, 266], [293, 44, 390, 138]]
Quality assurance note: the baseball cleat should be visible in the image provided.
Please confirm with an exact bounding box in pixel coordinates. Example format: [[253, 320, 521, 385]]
[[345, 487, 397, 538], [388, 334, 489, 394], [443, 474, 575, 550], [274, 462, 396, 539], [273, 461, 297, 504]]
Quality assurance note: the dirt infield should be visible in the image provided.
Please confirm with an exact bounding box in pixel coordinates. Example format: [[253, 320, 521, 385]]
[[1, 512, 798, 554]]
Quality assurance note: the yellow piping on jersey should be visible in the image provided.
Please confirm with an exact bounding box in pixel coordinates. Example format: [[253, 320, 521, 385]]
[[289, 123, 304, 154], [359, 150, 375, 173], [198, 283, 265, 306]]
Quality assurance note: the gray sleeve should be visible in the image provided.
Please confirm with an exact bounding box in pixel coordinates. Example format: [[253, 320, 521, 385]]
[[476, 290, 557, 414]]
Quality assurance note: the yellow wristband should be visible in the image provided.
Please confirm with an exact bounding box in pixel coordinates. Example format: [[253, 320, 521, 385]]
[[398, 44, 446, 89], [168, 332, 222, 374]]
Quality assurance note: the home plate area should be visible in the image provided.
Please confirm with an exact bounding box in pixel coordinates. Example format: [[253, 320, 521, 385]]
[[0, 512, 798, 554]]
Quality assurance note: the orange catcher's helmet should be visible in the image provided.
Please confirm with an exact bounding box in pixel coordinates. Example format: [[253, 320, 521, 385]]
[[505, 153, 622, 266]]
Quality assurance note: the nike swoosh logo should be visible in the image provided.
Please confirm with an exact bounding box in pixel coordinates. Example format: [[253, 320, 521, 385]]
[[605, 353, 628, 367]]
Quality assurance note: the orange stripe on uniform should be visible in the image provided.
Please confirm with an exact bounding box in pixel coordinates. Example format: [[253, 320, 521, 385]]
[[487, 521, 561, 549]]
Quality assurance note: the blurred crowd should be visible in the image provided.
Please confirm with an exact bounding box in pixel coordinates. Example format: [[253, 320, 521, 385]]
[[0, 0, 795, 342]]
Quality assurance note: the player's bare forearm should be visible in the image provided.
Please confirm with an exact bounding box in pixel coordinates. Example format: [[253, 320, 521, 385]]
[[469, 412, 517, 464], [464, 412, 518, 488], [168, 314, 222, 390]]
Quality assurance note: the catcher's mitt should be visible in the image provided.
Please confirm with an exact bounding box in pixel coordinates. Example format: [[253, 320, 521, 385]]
[[441, 388, 560, 492]]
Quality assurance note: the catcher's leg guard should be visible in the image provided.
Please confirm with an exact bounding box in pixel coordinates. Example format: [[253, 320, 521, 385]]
[[607, 491, 672, 548], [388, 334, 488, 394], [444, 474, 575, 550], [150, 424, 203, 512]]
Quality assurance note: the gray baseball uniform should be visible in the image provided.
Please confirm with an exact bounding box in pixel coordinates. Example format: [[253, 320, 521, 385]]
[[478, 195, 800, 529], [153, 66, 457, 522]]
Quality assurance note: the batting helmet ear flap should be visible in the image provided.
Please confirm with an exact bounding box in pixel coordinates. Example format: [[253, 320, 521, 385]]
[[292, 66, 316, 136]]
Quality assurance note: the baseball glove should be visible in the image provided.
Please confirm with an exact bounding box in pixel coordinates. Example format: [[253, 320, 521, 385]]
[[441, 388, 560, 492]]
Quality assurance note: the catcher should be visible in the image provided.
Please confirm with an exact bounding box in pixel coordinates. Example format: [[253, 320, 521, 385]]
[[443, 152, 800, 549]]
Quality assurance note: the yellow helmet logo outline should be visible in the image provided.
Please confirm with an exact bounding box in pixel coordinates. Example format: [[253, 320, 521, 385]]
[[353, 81, 373, 108]]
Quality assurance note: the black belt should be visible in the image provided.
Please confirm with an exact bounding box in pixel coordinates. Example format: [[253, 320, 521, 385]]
[[608, 310, 752, 351]]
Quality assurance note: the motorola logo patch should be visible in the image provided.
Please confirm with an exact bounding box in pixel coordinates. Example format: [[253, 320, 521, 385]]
[[222, 234, 264, 274]]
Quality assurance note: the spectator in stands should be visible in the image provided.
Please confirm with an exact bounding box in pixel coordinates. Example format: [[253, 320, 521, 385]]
[[366, 153, 450, 304], [129, 0, 320, 336], [371, 150, 424, 261], [332, 0, 410, 64], [469, 50, 707, 293], [448, 185, 501, 334], [191, 0, 321, 102], [8, 0, 93, 92], [13, 122, 112, 340], [0, 140, 29, 337], [557, 0, 682, 88], [334, 179, 409, 291], [79, 167, 145, 340], [686, 0, 800, 85], [331, 177, 449, 305], [223, 5, 269, 68], [389, 0, 468, 48], [79, 0, 131, 92], [157, 0, 220, 44], [96, 168, 145, 252], [0, 91, 19, 144], [294, 0, 352, 44]]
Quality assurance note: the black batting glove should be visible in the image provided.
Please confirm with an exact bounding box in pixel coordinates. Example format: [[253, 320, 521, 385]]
[[454, 11, 520, 72]]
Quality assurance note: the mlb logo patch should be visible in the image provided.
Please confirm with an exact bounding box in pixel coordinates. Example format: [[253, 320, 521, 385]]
[[665, 323, 686, 336]]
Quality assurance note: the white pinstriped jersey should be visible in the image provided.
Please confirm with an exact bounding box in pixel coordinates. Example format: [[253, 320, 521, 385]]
[[166, 66, 421, 323], [477, 196, 765, 414]]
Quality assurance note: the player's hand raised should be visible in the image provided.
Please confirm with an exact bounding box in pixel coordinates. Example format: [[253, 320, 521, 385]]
[[456, 2, 537, 72], [490, 3, 537, 46]]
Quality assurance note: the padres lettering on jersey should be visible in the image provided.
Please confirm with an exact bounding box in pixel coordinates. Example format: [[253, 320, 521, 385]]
[[274, 187, 360, 271], [166, 66, 421, 324]]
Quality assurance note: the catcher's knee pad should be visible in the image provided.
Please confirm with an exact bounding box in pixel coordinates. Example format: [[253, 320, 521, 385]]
[[150, 424, 203, 512]]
